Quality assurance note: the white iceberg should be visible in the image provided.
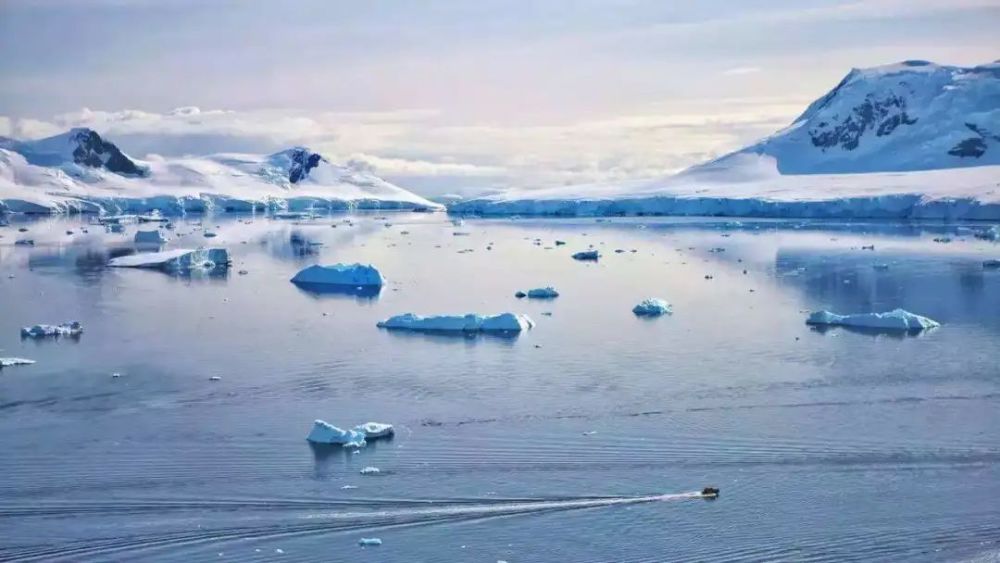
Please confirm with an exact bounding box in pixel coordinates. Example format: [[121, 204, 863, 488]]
[[355, 422, 394, 439], [632, 298, 672, 316], [359, 466, 381, 475], [290, 263, 384, 287], [358, 538, 382, 547], [134, 229, 167, 245], [21, 321, 83, 338], [572, 250, 600, 261], [109, 248, 231, 272], [0, 357, 36, 368], [516, 287, 559, 299], [806, 308, 940, 331], [306, 420, 367, 447], [377, 313, 535, 333]]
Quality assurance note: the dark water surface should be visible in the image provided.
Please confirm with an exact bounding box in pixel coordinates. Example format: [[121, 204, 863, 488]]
[[1, 213, 998, 562]]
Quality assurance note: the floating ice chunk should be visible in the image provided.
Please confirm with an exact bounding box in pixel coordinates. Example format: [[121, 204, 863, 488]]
[[0, 357, 36, 368], [14, 239, 34, 246], [973, 225, 999, 241], [806, 308, 939, 331], [290, 263, 384, 288], [516, 287, 559, 299], [984, 259, 1000, 269], [359, 466, 381, 475], [134, 229, 167, 245], [306, 420, 367, 447], [377, 312, 535, 333], [358, 538, 382, 547], [572, 250, 600, 261], [21, 321, 83, 338], [109, 248, 231, 272], [632, 298, 672, 316], [355, 422, 394, 439]]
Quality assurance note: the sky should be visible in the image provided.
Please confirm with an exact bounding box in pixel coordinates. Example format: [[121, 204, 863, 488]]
[[1, 0, 997, 196]]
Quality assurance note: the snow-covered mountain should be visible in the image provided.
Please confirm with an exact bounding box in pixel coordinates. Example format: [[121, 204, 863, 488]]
[[0, 128, 440, 214], [698, 60, 1000, 175], [451, 60, 1000, 220]]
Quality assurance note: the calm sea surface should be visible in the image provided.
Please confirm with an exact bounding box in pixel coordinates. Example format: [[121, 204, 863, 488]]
[[1, 213, 998, 562]]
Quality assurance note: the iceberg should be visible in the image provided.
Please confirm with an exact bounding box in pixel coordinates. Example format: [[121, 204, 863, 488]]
[[377, 312, 535, 333], [355, 422, 394, 440], [572, 250, 600, 261], [21, 321, 83, 338], [516, 287, 559, 299], [306, 420, 367, 447], [632, 298, 672, 316], [134, 229, 167, 246], [359, 466, 381, 475], [358, 538, 382, 547], [984, 259, 1000, 269], [0, 357, 36, 368], [806, 308, 940, 331], [290, 263, 384, 288], [108, 248, 231, 272]]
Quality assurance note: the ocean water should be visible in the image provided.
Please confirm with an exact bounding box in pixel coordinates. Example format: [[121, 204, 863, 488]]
[[1, 213, 998, 562]]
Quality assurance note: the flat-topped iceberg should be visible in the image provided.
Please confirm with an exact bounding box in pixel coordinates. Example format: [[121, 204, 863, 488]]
[[21, 321, 83, 338], [377, 312, 535, 333], [0, 357, 36, 368], [516, 287, 559, 299], [109, 248, 231, 272], [355, 422, 394, 439], [306, 420, 367, 447], [632, 298, 672, 316], [806, 308, 940, 331], [291, 263, 384, 288], [134, 229, 167, 245]]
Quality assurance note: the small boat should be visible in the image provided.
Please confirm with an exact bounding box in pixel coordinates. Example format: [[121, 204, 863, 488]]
[[701, 487, 720, 498]]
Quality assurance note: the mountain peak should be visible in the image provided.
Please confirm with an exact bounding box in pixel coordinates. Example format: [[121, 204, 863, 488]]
[[13, 128, 148, 177], [706, 60, 1000, 175]]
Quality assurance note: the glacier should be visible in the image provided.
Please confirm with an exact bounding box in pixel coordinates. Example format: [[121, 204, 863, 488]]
[[377, 312, 535, 333], [806, 309, 940, 332], [0, 129, 441, 215], [450, 61, 1000, 220]]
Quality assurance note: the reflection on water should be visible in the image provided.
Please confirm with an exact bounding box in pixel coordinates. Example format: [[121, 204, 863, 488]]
[[0, 213, 998, 562]]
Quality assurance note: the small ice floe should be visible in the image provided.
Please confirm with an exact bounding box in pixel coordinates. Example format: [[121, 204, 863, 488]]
[[873, 263, 890, 271], [109, 224, 125, 234], [973, 225, 999, 241], [14, 239, 34, 246], [21, 321, 83, 339], [983, 259, 1000, 269], [932, 237, 951, 243], [65, 230, 74, 236], [359, 466, 381, 475], [0, 357, 36, 369], [306, 420, 367, 447], [134, 230, 167, 246], [109, 248, 231, 273], [358, 538, 382, 547], [290, 263, 384, 288], [377, 313, 535, 334], [515, 287, 559, 299], [138, 211, 168, 223], [203, 231, 218, 238], [452, 218, 464, 227], [355, 422, 394, 440], [572, 250, 600, 261], [555, 240, 567, 246], [453, 231, 471, 236], [806, 309, 939, 332], [209, 376, 222, 381], [861, 245, 875, 251], [708, 247, 725, 253], [632, 298, 672, 317]]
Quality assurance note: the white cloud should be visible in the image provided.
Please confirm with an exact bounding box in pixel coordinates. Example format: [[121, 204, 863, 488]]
[[723, 67, 762, 76]]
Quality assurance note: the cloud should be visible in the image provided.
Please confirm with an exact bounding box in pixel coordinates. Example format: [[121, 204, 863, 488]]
[[723, 67, 762, 76]]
